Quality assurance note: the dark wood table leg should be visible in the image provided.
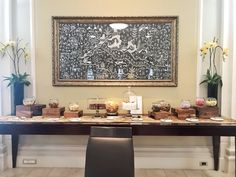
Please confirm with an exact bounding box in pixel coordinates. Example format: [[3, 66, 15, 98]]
[[12, 134, 19, 168], [212, 136, 220, 171]]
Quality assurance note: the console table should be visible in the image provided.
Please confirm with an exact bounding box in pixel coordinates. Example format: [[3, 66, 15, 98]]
[[0, 116, 235, 175]]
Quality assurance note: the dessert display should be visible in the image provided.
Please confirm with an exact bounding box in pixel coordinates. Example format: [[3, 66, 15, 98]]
[[171, 100, 196, 120], [205, 97, 217, 106], [16, 94, 221, 120], [88, 97, 106, 117], [42, 106, 65, 118], [122, 87, 137, 117], [194, 97, 219, 118], [64, 110, 83, 118], [171, 107, 196, 120], [16, 104, 46, 118], [42, 99, 65, 118], [64, 102, 83, 118], [17, 96, 46, 118]]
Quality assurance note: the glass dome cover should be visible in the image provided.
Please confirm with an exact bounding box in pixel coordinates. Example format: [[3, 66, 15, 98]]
[[123, 86, 136, 103], [122, 87, 138, 117]]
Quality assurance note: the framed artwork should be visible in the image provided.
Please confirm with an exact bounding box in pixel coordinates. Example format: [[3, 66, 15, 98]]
[[52, 16, 178, 86]]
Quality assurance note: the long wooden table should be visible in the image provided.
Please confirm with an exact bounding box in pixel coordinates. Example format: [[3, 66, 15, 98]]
[[0, 116, 235, 175]]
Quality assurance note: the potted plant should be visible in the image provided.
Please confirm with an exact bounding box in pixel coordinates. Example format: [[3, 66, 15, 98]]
[[0, 39, 31, 115], [200, 38, 229, 99]]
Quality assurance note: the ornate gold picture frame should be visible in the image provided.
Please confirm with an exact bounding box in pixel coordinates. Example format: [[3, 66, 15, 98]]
[[52, 16, 178, 86]]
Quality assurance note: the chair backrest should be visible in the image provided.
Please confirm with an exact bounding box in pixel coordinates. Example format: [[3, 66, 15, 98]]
[[84, 126, 134, 177]]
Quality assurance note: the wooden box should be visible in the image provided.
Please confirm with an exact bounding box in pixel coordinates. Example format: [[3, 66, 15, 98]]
[[42, 107, 65, 118], [171, 107, 196, 120], [64, 110, 83, 118], [16, 104, 46, 118], [16, 110, 33, 118], [148, 111, 169, 120], [194, 106, 220, 118]]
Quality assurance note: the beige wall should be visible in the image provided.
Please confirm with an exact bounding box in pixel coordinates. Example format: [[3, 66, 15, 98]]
[[34, 0, 198, 113]]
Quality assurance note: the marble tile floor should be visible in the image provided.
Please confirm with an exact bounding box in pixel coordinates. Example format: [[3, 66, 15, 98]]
[[0, 168, 234, 177]]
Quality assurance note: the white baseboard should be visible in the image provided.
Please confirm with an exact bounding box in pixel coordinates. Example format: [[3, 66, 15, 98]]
[[224, 146, 235, 173], [0, 144, 8, 171], [15, 145, 219, 169]]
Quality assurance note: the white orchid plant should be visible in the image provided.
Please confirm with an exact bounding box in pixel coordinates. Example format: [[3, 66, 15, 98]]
[[0, 39, 31, 87]]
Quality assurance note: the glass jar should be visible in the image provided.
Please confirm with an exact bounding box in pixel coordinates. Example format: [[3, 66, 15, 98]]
[[23, 97, 36, 106], [49, 99, 59, 108], [205, 97, 217, 106], [122, 86, 136, 104], [122, 87, 137, 116], [195, 97, 205, 107], [69, 102, 79, 111], [180, 100, 191, 109], [152, 100, 171, 112], [106, 100, 119, 116]]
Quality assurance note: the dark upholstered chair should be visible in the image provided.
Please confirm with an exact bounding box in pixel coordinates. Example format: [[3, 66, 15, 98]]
[[84, 126, 134, 177]]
